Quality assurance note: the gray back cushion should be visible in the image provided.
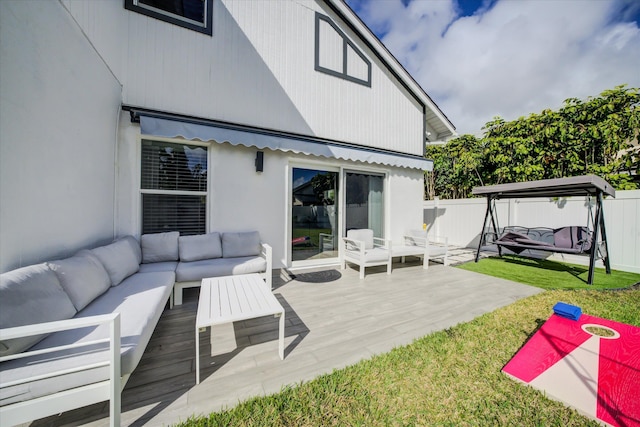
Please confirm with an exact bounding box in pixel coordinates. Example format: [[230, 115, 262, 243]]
[[90, 237, 141, 286], [0, 264, 77, 356], [141, 232, 179, 263], [179, 232, 222, 262], [47, 253, 111, 311], [122, 235, 143, 265], [347, 229, 374, 250], [222, 231, 261, 258]]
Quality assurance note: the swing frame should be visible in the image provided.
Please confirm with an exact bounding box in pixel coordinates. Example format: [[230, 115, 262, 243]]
[[472, 175, 616, 285]]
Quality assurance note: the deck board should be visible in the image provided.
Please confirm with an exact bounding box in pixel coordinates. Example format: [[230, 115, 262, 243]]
[[29, 259, 541, 427]]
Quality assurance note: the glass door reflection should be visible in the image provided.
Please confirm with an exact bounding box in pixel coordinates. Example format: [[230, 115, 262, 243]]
[[345, 172, 384, 238], [291, 168, 339, 262]]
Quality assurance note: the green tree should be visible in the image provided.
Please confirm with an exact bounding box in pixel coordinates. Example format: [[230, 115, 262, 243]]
[[425, 85, 639, 199]]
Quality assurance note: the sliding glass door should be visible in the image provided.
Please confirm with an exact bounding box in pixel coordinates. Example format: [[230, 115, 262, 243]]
[[291, 167, 339, 262], [345, 172, 384, 238], [290, 167, 385, 265]]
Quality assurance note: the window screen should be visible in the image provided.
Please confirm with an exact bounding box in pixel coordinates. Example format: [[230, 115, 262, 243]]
[[140, 140, 207, 235]]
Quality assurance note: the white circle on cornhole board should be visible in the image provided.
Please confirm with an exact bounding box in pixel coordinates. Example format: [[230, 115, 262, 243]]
[[581, 323, 620, 339]]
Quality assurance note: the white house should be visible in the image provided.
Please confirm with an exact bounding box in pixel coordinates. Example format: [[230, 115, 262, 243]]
[[0, 0, 456, 273]]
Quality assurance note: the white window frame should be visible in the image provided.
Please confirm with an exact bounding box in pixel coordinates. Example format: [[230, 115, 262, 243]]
[[138, 136, 211, 235], [125, 0, 213, 36], [315, 13, 372, 87], [287, 160, 342, 269]]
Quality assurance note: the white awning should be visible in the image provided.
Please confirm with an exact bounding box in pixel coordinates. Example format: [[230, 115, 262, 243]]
[[139, 116, 433, 171]]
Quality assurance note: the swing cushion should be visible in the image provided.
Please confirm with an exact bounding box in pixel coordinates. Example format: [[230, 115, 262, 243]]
[[553, 226, 592, 252], [495, 226, 592, 255]]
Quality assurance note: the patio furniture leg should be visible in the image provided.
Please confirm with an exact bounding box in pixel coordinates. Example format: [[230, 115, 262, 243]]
[[359, 265, 365, 279], [277, 311, 285, 360], [195, 326, 201, 384], [387, 260, 392, 275], [174, 286, 183, 306], [423, 256, 429, 270], [210, 327, 215, 356]]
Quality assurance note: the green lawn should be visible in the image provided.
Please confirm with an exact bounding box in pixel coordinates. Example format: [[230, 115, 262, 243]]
[[457, 255, 640, 290], [177, 289, 639, 426], [291, 228, 331, 251]]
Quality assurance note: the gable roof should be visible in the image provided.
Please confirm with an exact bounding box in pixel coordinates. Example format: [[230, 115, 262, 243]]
[[325, 0, 456, 142]]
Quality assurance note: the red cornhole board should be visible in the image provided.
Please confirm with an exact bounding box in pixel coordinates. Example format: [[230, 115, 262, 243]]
[[503, 313, 640, 426]]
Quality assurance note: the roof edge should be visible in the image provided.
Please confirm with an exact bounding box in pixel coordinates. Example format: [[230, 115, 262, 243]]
[[325, 0, 456, 137]]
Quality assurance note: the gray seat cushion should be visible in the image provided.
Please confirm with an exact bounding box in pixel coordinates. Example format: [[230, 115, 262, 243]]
[[221, 231, 261, 258], [179, 232, 222, 262], [359, 247, 390, 263], [47, 253, 111, 311], [176, 256, 267, 282], [392, 245, 425, 257], [0, 264, 77, 356], [0, 271, 174, 406], [141, 232, 179, 263]]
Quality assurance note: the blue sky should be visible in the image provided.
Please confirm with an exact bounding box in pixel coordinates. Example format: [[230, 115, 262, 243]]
[[345, 0, 640, 136]]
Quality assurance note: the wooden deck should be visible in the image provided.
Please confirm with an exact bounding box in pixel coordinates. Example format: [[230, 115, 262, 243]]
[[31, 259, 541, 427]]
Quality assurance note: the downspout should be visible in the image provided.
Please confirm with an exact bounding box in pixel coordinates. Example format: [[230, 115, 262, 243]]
[[113, 104, 122, 240]]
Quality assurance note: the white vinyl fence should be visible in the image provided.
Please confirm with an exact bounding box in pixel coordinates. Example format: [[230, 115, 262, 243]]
[[423, 190, 640, 274]]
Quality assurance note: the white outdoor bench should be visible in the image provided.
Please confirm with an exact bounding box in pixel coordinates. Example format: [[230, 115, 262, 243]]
[[392, 231, 449, 269]]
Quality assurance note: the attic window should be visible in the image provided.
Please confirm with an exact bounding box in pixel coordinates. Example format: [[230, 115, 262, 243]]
[[125, 0, 213, 36], [315, 13, 371, 87]]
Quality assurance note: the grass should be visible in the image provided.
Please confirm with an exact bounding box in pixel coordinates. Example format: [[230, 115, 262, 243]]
[[456, 254, 640, 290], [291, 228, 331, 251], [176, 288, 640, 427]]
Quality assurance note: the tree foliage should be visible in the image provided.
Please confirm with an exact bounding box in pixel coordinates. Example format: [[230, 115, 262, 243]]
[[425, 85, 640, 199]]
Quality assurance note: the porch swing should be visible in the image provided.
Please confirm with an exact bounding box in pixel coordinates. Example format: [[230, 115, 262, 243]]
[[472, 175, 616, 285]]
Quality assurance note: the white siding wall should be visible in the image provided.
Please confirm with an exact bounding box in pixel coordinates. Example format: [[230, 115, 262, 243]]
[[62, 0, 425, 156], [388, 169, 427, 241], [117, 118, 425, 269], [0, 1, 122, 272], [424, 191, 640, 274]]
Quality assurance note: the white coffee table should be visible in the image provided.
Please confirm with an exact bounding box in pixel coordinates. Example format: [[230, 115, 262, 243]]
[[195, 273, 285, 384]]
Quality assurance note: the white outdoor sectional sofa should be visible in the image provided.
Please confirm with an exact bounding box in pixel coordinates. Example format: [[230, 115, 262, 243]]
[[0, 230, 272, 427]]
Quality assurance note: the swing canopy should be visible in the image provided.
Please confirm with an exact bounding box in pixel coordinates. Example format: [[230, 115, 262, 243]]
[[472, 175, 615, 285], [472, 175, 615, 199]]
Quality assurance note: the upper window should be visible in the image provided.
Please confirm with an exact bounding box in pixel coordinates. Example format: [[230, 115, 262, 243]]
[[125, 0, 213, 36], [315, 13, 371, 87], [140, 140, 208, 235]]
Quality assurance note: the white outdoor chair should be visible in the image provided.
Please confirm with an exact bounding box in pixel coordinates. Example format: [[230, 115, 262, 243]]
[[392, 229, 449, 270], [341, 229, 392, 279]]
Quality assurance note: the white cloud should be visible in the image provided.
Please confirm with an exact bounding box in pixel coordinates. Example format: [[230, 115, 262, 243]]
[[350, 0, 640, 136], [293, 176, 306, 188]]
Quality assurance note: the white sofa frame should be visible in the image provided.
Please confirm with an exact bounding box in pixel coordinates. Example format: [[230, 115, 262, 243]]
[[392, 233, 449, 269], [341, 236, 392, 279], [0, 313, 122, 427], [173, 243, 273, 305]]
